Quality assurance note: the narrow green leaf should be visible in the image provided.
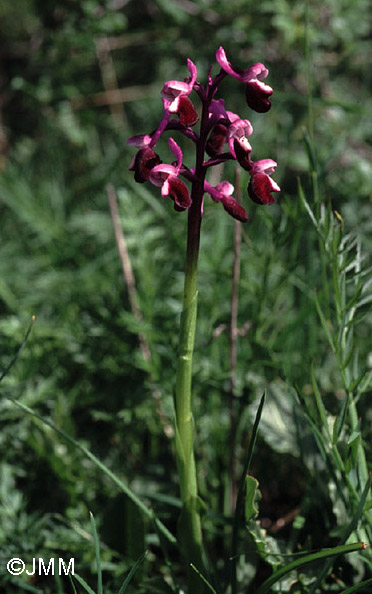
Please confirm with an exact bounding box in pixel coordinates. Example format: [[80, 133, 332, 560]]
[[347, 431, 361, 468], [231, 392, 266, 594], [348, 372, 369, 393], [294, 385, 328, 462], [68, 575, 78, 594], [311, 363, 331, 439], [256, 542, 365, 594], [341, 344, 355, 370], [190, 563, 218, 594], [298, 179, 323, 239], [364, 502, 372, 517], [89, 512, 102, 594], [339, 577, 372, 594], [73, 573, 97, 594], [314, 290, 336, 353], [353, 292, 372, 310], [245, 476, 259, 523], [357, 370, 372, 397], [309, 477, 371, 594], [0, 316, 35, 383], [117, 551, 148, 594], [54, 571, 65, 594], [303, 129, 317, 174], [333, 393, 349, 444]]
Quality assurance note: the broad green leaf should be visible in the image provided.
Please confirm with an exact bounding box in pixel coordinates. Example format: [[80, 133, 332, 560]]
[[244, 476, 259, 523]]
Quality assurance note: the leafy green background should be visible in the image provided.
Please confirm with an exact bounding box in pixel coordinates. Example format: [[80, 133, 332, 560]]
[[0, 0, 371, 592]]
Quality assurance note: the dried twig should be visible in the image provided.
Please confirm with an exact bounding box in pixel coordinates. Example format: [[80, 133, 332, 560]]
[[107, 183, 173, 437], [71, 85, 156, 110], [95, 37, 126, 126]]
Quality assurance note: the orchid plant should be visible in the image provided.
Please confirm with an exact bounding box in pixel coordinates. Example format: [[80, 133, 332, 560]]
[[127, 47, 279, 592]]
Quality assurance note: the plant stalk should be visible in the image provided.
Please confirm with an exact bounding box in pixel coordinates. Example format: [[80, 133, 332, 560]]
[[174, 98, 210, 592]]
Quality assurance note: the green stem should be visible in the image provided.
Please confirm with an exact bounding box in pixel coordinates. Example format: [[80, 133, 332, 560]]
[[174, 98, 210, 592]]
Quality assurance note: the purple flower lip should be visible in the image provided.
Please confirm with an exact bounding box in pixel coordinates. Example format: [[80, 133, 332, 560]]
[[177, 95, 199, 126], [248, 160, 280, 205], [204, 180, 249, 222], [246, 81, 272, 113], [129, 147, 161, 183], [206, 123, 228, 157]]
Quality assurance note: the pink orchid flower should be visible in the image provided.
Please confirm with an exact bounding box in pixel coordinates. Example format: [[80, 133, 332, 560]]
[[207, 100, 253, 162], [248, 159, 280, 205], [216, 46, 273, 113], [149, 138, 191, 211], [162, 59, 197, 109], [205, 180, 249, 222]]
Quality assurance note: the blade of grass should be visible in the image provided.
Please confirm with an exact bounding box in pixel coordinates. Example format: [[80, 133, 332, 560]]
[[308, 476, 371, 594], [311, 362, 331, 440], [333, 393, 349, 444], [0, 315, 35, 383], [89, 512, 103, 594], [255, 542, 366, 594], [339, 577, 372, 594], [0, 391, 176, 546], [117, 550, 148, 594], [73, 573, 97, 594], [68, 575, 78, 594], [190, 563, 219, 594], [54, 571, 65, 594], [297, 179, 323, 239], [231, 392, 266, 594], [314, 289, 336, 353]]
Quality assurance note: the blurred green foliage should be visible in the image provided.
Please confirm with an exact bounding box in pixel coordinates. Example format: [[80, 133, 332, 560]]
[[0, 0, 371, 592]]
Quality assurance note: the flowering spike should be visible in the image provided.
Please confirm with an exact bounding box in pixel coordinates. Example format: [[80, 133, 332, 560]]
[[128, 47, 279, 218]]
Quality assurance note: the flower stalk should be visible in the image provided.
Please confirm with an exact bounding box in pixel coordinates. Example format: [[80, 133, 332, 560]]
[[127, 47, 279, 590], [174, 98, 210, 589]]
